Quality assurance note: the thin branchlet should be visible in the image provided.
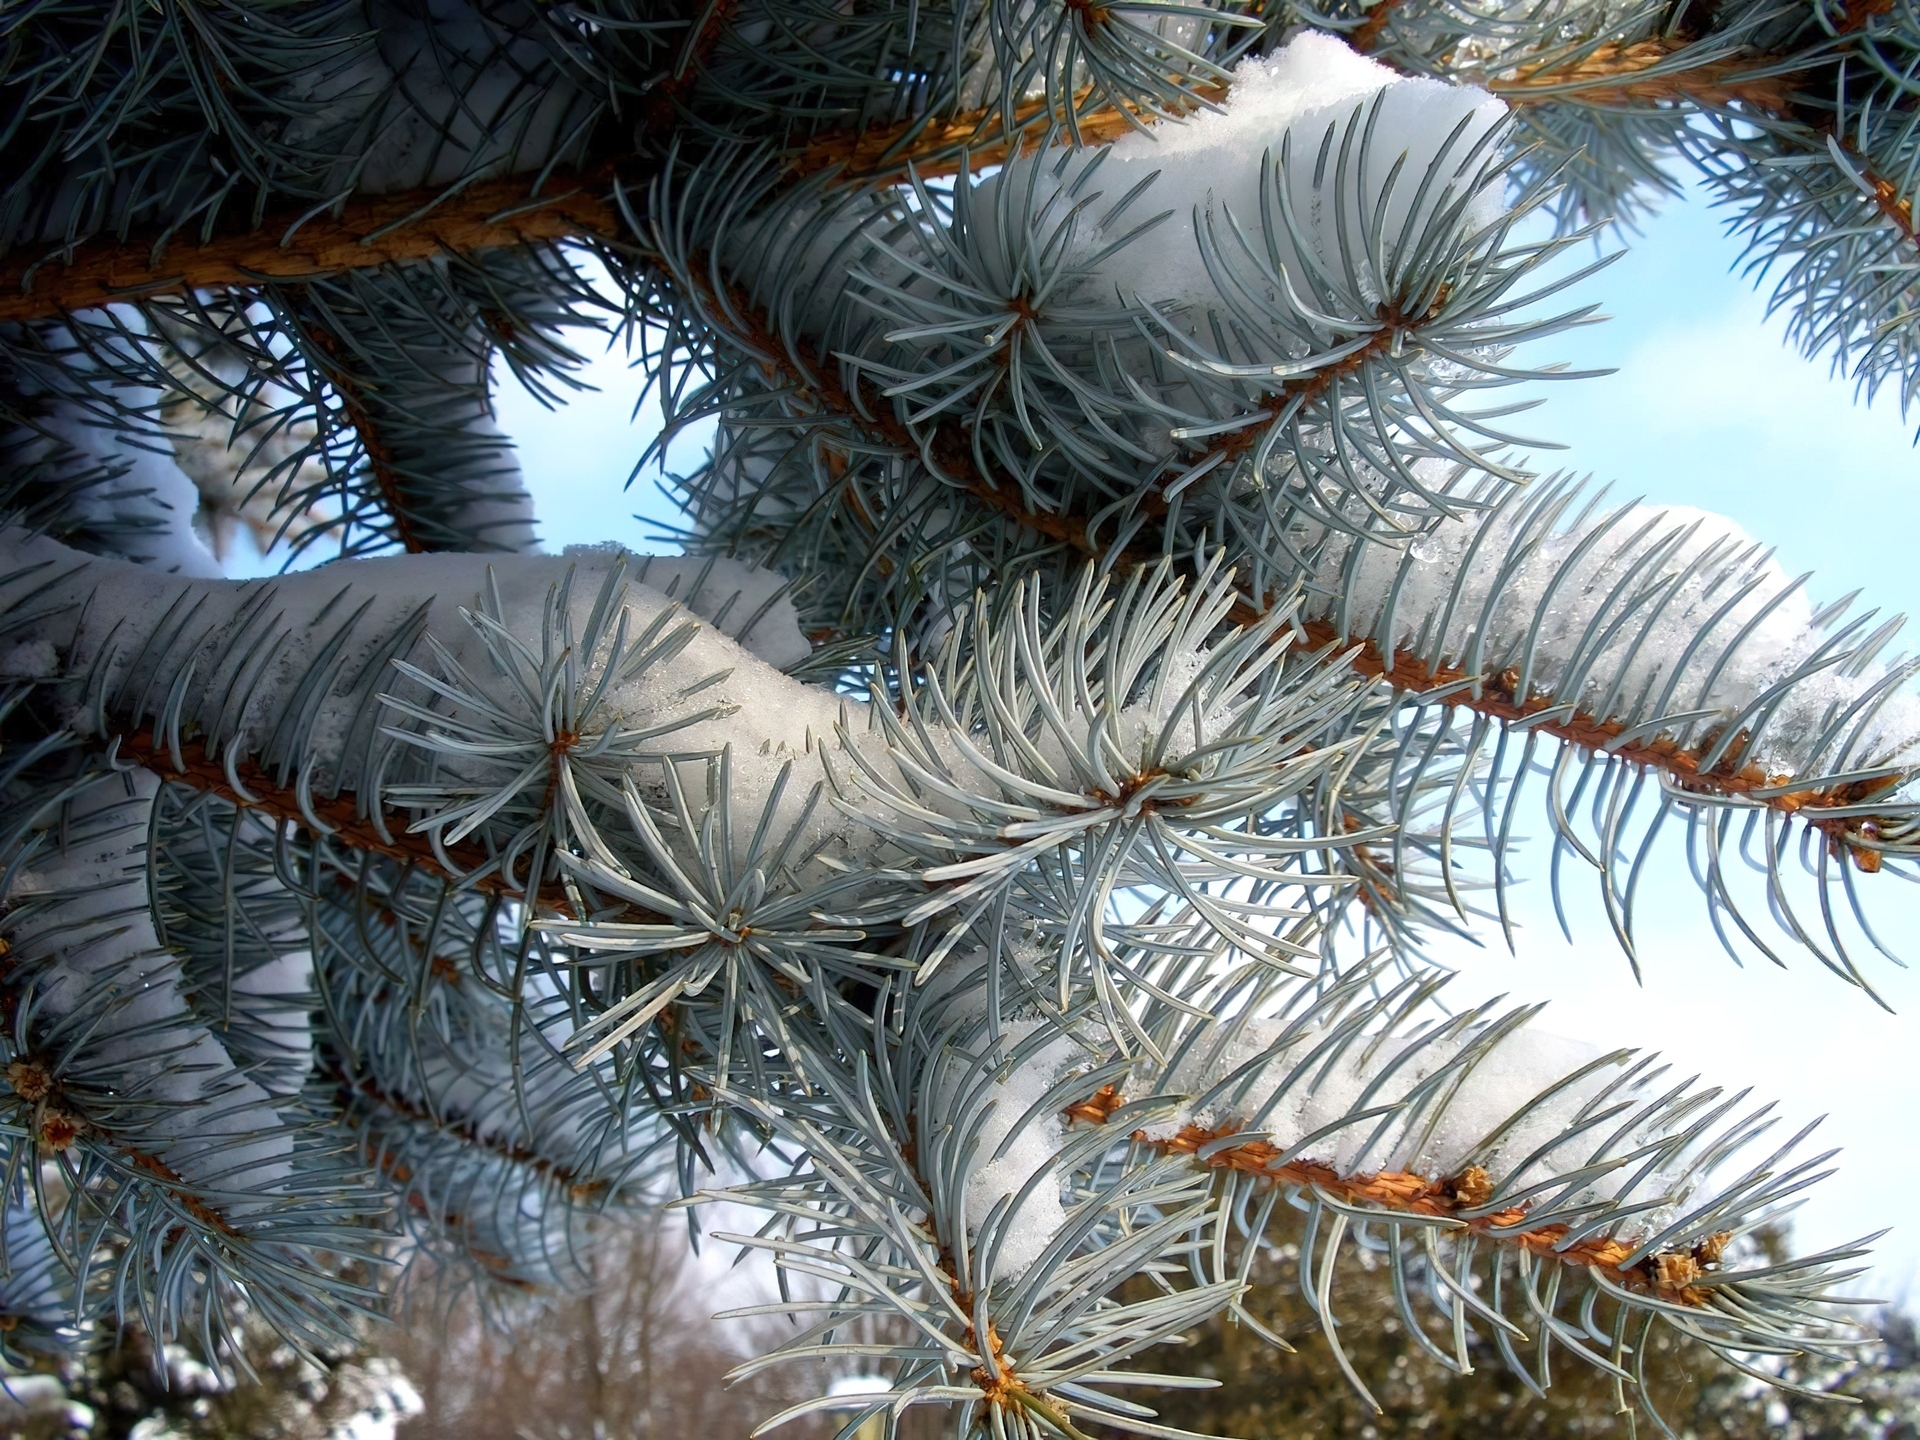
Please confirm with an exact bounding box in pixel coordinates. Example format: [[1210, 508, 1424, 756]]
[[0, 171, 626, 324], [1064, 1084, 1734, 1304]]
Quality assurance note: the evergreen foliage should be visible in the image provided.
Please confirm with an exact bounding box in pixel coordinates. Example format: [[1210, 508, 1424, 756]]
[[0, 1, 1918, 1435]]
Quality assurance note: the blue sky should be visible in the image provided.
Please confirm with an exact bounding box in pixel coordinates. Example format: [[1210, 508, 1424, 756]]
[[490, 172, 1920, 1302]]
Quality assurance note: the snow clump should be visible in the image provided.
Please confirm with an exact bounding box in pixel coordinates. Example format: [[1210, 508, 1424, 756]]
[[1046, 32, 1509, 312]]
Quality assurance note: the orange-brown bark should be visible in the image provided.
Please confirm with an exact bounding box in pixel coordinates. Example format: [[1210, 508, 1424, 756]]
[[113, 728, 567, 907], [0, 170, 622, 323], [1080, 1106, 1731, 1303], [1349, 0, 1406, 52], [792, 81, 1231, 179], [114, 727, 700, 929], [126, 1148, 243, 1238], [1490, 40, 1798, 113], [1291, 617, 1896, 863], [2, 1076, 242, 1236], [1826, 131, 1920, 250]]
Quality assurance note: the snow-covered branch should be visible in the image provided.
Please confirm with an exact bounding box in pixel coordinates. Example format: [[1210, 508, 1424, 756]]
[[715, 945, 1868, 1431], [1297, 479, 1920, 865], [0, 765, 384, 1344]]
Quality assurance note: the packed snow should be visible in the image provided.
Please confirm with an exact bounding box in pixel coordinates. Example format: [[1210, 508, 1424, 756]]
[[585, 549, 811, 671], [753, 34, 1509, 376], [0, 528, 868, 875], [24, 391, 223, 578], [954, 1021, 1087, 1278], [1041, 33, 1509, 313]]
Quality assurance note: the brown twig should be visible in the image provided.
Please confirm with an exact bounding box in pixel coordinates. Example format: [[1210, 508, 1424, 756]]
[[791, 81, 1230, 180], [1290, 617, 1896, 864], [1828, 131, 1920, 250], [668, 257, 1098, 556], [298, 317, 426, 554], [1489, 40, 1798, 113], [0, 0, 749, 327], [125, 1149, 244, 1239], [897, 1124, 1042, 1411], [678, 262, 1425, 566], [0, 170, 623, 324], [2, 1065, 243, 1237], [332, 1065, 608, 1202], [111, 729, 571, 909], [1069, 1100, 1732, 1304], [355, 1135, 536, 1287], [1350, 0, 1407, 53], [643, 0, 745, 132]]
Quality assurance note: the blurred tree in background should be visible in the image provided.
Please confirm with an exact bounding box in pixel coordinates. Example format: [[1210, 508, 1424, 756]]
[[383, 1212, 840, 1440]]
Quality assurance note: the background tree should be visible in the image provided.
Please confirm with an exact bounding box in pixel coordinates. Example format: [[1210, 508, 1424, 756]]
[[0, 1312, 419, 1440], [385, 1212, 856, 1440], [1, 1, 1918, 1436]]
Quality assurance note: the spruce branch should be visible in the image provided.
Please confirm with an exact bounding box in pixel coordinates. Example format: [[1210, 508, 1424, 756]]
[[1084, 1104, 1737, 1305], [0, 765, 389, 1353], [299, 319, 431, 557], [320, 945, 673, 1294], [1487, 40, 1801, 112], [7, 545, 803, 925], [110, 725, 547, 907], [328, 1064, 615, 1205], [7, 9, 1920, 1425], [0, 38, 1801, 332], [1290, 616, 1905, 860], [658, 226, 1918, 877], [650, 241, 1103, 556], [0, 37, 1818, 334], [648, 61, 1579, 600], [281, 259, 551, 556], [639, 58, 1920, 975], [708, 946, 1870, 1432], [0, 172, 625, 326]]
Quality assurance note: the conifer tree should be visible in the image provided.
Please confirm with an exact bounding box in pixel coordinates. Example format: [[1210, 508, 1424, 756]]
[[0, 2, 1914, 1435]]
